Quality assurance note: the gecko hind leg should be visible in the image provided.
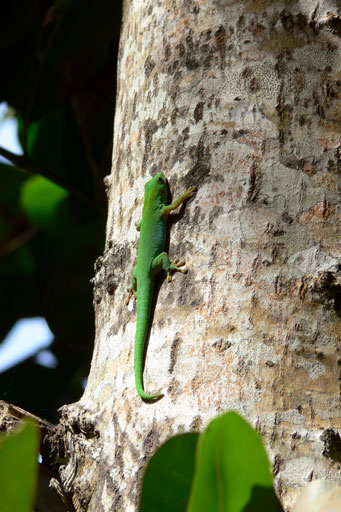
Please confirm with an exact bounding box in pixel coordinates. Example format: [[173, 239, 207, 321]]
[[152, 252, 187, 282]]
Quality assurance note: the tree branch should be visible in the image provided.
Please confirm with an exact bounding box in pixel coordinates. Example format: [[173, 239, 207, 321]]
[[0, 225, 41, 259], [0, 400, 67, 470], [0, 399, 56, 437]]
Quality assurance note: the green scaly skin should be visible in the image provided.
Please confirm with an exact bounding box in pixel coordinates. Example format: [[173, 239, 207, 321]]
[[126, 172, 196, 400]]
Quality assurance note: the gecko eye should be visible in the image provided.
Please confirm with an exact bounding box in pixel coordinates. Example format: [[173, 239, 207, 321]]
[[158, 177, 163, 183]]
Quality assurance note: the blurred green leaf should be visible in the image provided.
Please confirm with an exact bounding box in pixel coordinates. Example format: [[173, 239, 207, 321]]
[[20, 175, 68, 227], [187, 412, 283, 512], [0, 421, 39, 512], [140, 433, 198, 512]]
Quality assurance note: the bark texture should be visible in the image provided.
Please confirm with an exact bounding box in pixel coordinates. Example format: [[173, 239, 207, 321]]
[[57, 1, 341, 511]]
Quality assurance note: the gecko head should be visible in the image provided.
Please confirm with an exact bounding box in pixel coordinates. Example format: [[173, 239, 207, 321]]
[[154, 171, 167, 183], [145, 172, 168, 201]]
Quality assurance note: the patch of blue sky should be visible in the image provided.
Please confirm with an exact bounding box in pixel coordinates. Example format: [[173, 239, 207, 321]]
[[0, 318, 54, 373], [0, 102, 23, 162], [34, 349, 58, 368]]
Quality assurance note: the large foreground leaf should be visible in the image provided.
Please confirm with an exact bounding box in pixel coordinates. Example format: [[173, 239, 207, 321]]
[[140, 433, 198, 512], [140, 412, 283, 512], [187, 411, 282, 512], [0, 421, 39, 512]]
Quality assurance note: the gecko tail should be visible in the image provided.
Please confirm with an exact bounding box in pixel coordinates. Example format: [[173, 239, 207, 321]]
[[134, 280, 163, 400], [134, 345, 164, 399], [135, 376, 163, 400], [139, 390, 164, 401]]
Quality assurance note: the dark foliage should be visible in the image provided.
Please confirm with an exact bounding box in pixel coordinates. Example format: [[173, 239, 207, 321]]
[[0, 0, 121, 422]]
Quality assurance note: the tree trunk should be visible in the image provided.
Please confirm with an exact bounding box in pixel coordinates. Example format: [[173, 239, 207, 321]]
[[57, 1, 341, 511]]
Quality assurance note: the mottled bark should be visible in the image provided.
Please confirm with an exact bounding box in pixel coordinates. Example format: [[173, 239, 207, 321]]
[[57, 1, 341, 511]]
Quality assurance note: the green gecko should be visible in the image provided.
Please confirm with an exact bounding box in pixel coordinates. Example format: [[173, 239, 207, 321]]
[[126, 172, 196, 400]]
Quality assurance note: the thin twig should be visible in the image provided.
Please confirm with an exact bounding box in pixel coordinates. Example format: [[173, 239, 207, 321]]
[[0, 225, 41, 259]]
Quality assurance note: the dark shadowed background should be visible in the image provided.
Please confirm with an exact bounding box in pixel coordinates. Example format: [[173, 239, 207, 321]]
[[0, 0, 122, 423]]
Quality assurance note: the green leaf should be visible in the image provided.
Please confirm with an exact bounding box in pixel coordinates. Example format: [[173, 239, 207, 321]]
[[20, 175, 68, 227], [0, 421, 39, 512], [187, 412, 283, 512], [140, 433, 198, 512]]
